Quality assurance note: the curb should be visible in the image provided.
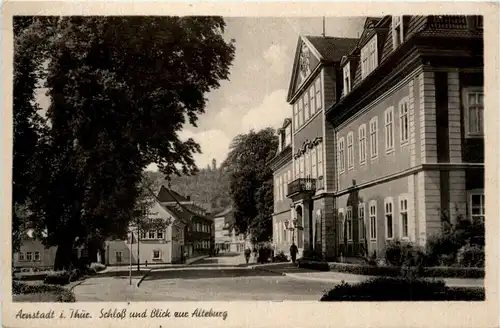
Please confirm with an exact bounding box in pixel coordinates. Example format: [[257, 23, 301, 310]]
[[68, 279, 85, 291], [251, 266, 287, 276], [136, 269, 153, 287], [136, 255, 209, 287]]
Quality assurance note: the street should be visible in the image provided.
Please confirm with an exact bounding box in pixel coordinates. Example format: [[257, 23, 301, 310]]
[[72, 254, 336, 302]]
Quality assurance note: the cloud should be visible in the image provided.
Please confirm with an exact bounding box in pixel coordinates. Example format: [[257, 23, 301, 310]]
[[241, 89, 289, 133], [262, 43, 289, 76], [178, 129, 231, 169]]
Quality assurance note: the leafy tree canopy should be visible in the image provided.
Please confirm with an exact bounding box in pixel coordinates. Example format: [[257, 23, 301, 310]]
[[13, 16, 235, 269], [222, 128, 278, 240]]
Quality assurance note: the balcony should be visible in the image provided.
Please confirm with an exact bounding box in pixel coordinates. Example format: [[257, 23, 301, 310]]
[[287, 178, 316, 199]]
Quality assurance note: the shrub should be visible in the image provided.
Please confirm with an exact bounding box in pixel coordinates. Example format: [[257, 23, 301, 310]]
[[301, 249, 324, 262], [13, 281, 76, 302], [90, 262, 106, 272], [384, 240, 426, 267], [327, 262, 484, 279], [272, 251, 289, 263], [320, 276, 484, 301], [43, 271, 70, 285], [257, 246, 273, 264], [297, 259, 329, 271], [457, 245, 485, 268]]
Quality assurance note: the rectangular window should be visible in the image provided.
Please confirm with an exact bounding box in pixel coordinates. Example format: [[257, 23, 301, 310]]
[[346, 206, 353, 241], [297, 98, 303, 127], [293, 104, 298, 131], [464, 88, 484, 137], [304, 93, 310, 121], [299, 156, 305, 178], [26, 252, 32, 261], [294, 160, 299, 179], [285, 126, 291, 146], [287, 170, 292, 190], [317, 143, 324, 177], [359, 124, 367, 164], [305, 151, 311, 177], [470, 192, 485, 222], [385, 198, 394, 239], [311, 148, 317, 178], [369, 201, 377, 240], [399, 98, 409, 144], [153, 250, 161, 259], [369, 117, 379, 159], [282, 173, 287, 198], [19, 252, 25, 261], [400, 197, 409, 238], [157, 230, 164, 239], [115, 251, 122, 263], [361, 36, 378, 79], [347, 132, 354, 170], [338, 137, 345, 173], [315, 78, 322, 110], [34, 251, 40, 261], [282, 225, 287, 243], [392, 16, 404, 49], [359, 203, 366, 240], [149, 230, 156, 239], [343, 63, 351, 95], [278, 176, 282, 201], [140, 231, 146, 239], [338, 209, 344, 242], [385, 107, 394, 152], [310, 85, 316, 115]]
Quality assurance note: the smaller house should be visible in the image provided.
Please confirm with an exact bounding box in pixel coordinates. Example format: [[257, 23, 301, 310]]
[[105, 195, 187, 266], [157, 186, 214, 258], [13, 228, 57, 269]]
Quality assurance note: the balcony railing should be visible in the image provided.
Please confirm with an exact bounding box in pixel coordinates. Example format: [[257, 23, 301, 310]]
[[287, 178, 316, 197]]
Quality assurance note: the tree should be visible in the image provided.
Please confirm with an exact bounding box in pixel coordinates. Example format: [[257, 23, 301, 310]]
[[14, 16, 235, 269], [222, 128, 278, 241]]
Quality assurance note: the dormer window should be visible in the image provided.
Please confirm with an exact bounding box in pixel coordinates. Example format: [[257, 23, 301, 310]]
[[392, 16, 404, 49], [361, 36, 378, 79], [285, 125, 291, 146], [343, 62, 351, 96]]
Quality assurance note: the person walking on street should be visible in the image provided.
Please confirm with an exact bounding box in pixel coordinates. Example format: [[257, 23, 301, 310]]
[[244, 248, 251, 264], [290, 243, 298, 264]]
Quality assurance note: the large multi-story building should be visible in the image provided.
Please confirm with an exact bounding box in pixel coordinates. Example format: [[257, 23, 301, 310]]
[[270, 15, 484, 260]]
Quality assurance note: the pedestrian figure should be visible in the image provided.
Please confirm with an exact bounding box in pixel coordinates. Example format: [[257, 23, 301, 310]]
[[290, 243, 298, 264], [244, 248, 251, 264]]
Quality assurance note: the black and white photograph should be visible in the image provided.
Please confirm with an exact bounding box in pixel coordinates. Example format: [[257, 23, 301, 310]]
[[2, 2, 498, 327]]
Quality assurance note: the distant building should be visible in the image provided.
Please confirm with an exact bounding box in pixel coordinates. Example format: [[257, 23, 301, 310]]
[[213, 206, 250, 252], [12, 229, 57, 269]]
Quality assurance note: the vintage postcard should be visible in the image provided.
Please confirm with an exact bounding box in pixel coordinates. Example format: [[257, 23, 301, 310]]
[[1, 1, 499, 328]]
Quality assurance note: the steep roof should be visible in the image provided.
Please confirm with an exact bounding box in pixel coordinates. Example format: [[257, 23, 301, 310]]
[[304, 36, 359, 63], [156, 185, 189, 203]]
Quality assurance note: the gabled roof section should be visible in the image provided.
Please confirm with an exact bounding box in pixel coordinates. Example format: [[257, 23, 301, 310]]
[[287, 35, 359, 102], [213, 205, 233, 218], [306, 36, 359, 62], [157, 185, 189, 203], [356, 17, 384, 49]]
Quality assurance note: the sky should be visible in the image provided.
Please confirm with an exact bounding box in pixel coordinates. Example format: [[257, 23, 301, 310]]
[[35, 17, 366, 171]]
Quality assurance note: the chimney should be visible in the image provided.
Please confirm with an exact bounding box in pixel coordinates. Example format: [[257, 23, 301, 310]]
[[212, 158, 216, 170]]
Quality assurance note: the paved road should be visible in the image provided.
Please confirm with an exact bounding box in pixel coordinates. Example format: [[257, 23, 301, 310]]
[[73, 255, 335, 302]]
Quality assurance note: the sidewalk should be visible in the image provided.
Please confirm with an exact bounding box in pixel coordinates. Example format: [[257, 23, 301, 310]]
[[254, 263, 484, 288], [99, 255, 209, 274]]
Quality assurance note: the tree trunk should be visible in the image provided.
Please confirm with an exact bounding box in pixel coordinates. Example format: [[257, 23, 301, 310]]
[[53, 239, 74, 270], [99, 247, 106, 265]]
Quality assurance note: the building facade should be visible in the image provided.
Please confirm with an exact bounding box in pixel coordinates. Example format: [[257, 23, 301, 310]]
[[271, 15, 484, 260], [105, 196, 187, 265], [214, 206, 250, 252]]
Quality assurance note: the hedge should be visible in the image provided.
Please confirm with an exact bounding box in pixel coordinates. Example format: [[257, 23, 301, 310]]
[[320, 277, 485, 301], [13, 281, 75, 302], [295, 261, 485, 278]]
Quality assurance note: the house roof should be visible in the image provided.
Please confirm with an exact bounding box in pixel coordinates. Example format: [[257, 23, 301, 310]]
[[304, 36, 359, 63], [156, 185, 189, 203], [213, 205, 233, 218]]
